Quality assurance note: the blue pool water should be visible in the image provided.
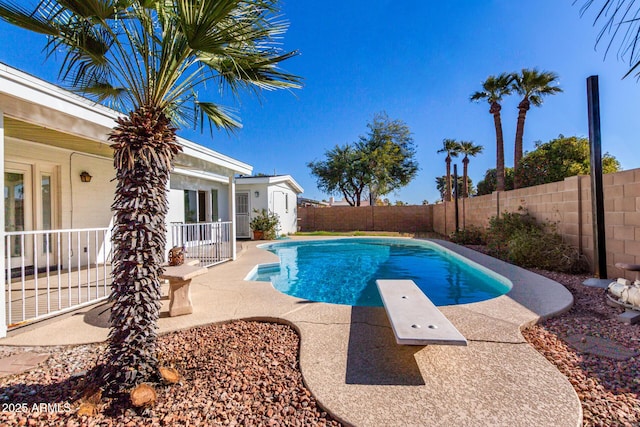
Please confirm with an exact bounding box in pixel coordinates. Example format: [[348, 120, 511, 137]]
[[249, 238, 511, 307]]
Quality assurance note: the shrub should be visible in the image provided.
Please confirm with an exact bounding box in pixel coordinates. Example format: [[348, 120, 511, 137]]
[[506, 228, 587, 273], [250, 209, 280, 240], [486, 209, 540, 258], [449, 226, 486, 245], [485, 208, 587, 273]]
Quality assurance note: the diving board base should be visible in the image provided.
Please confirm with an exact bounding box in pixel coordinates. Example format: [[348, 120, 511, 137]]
[[376, 279, 468, 346]]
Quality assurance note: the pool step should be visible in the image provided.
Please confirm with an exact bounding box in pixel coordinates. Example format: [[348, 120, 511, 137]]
[[376, 279, 468, 346]]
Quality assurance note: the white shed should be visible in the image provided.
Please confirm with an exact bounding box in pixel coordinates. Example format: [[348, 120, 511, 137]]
[[235, 175, 303, 238]]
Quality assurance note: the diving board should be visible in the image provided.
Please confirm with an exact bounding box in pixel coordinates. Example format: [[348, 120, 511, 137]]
[[376, 279, 468, 346]]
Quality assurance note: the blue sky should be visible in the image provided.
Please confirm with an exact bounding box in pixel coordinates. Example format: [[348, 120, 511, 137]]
[[1, 1, 639, 204]]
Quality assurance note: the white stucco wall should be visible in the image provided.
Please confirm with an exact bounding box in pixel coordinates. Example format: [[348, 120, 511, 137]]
[[268, 183, 298, 235], [5, 137, 116, 231], [237, 181, 299, 236], [5, 138, 236, 262], [169, 173, 231, 222]]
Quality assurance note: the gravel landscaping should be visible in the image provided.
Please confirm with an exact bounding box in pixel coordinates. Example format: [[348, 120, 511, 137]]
[[521, 269, 640, 427], [0, 269, 638, 426]]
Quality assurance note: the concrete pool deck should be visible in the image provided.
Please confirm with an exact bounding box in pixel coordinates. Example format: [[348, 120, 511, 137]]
[[1, 237, 582, 427]]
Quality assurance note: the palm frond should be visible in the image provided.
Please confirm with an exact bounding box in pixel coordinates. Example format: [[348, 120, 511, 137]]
[[0, 2, 59, 35], [199, 50, 301, 92], [196, 101, 242, 132], [73, 80, 128, 106], [56, 0, 124, 20], [580, 0, 640, 78]]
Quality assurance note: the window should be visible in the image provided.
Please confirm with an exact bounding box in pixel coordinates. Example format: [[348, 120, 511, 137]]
[[184, 190, 197, 223], [41, 174, 52, 253], [211, 189, 219, 221], [198, 191, 206, 221]]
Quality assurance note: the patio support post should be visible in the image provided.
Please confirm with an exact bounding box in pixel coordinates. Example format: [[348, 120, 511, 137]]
[[0, 109, 7, 337], [229, 176, 237, 260]]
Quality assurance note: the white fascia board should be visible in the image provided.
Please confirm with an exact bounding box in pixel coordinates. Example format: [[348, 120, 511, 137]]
[[172, 167, 230, 184], [236, 175, 304, 194], [0, 63, 120, 130], [178, 137, 252, 175]]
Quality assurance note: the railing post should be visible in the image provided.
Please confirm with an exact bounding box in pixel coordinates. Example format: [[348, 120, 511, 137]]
[[229, 176, 237, 261], [0, 108, 6, 337]]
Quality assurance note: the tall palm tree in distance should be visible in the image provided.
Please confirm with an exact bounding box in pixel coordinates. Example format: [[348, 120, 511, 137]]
[[511, 69, 562, 188], [458, 141, 483, 197], [470, 73, 513, 192], [0, 0, 300, 395], [437, 139, 461, 202]]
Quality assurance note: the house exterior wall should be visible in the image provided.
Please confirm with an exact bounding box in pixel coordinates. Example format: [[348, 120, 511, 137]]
[[268, 183, 298, 235], [6, 137, 116, 231], [169, 174, 231, 222], [237, 182, 299, 236]]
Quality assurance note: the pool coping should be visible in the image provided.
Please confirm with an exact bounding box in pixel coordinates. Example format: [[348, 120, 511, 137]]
[[1, 236, 582, 427]]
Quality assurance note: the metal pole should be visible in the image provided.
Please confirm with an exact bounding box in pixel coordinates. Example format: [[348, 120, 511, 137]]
[[587, 76, 607, 279], [453, 164, 459, 232]]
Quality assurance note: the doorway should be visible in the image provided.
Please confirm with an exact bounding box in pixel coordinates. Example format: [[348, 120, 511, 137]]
[[4, 161, 59, 273], [235, 192, 250, 238]]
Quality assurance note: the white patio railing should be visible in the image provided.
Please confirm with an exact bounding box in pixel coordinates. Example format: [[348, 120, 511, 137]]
[[169, 221, 233, 267], [4, 227, 112, 328]]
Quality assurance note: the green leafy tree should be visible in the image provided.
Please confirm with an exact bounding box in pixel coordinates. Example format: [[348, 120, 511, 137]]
[[471, 73, 514, 192], [516, 135, 621, 187], [0, 0, 299, 394], [458, 141, 483, 197], [476, 168, 515, 196], [578, 0, 640, 78], [359, 112, 419, 203], [511, 69, 562, 188], [308, 144, 368, 206], [308, 113, 418, 206], [437, 139, 461, 202]]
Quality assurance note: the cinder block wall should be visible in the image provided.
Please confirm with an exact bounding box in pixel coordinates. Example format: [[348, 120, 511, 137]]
[[298, 205, 433, 233], [438, 169, 640, 280]]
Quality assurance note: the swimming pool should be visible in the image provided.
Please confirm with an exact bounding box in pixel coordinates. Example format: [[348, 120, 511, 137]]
[[247, 238, 511, 306]]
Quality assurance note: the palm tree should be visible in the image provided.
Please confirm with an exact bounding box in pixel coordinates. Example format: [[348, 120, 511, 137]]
[[0, 0, 300, 394], [437, 139, 461, 201], [470, 73, 513, 192], [458, 141, 483, 197], [512, 69, 562, 188]]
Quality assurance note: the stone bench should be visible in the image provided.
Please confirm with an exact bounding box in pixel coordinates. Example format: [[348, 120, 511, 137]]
[[376, 279, 467, 346], [161, 262, 208, 317]]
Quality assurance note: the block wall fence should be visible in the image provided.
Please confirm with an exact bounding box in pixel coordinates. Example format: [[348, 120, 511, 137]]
[[298, 167, 640, 281], [298, 205, 433, 233]]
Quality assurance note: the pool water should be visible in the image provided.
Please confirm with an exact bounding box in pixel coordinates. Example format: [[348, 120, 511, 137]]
[[249, 238, 511, 306]]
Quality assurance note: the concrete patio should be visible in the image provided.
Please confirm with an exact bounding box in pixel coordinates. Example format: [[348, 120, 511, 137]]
[[0, 237, 582, 427]]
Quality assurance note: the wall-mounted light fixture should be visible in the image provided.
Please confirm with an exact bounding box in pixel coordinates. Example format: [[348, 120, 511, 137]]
[[254, 191, 260, 198], [80, 171, 92, 183]]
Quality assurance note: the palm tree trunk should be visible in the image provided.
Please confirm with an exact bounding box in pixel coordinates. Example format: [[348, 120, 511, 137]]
[[102, 106, 181, 394], [490, 102, 505, 192], [445, 155, 452, 201], [462, 157, 469, 198], [514, 98, 530, 189]]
